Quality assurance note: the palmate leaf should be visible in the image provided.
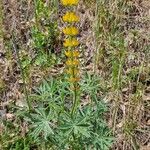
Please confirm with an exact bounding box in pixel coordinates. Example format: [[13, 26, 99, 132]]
[[30, 108, 54, 140], [79, 104, 114, 150], [59, 112, 91, 138], [31, 79, 58, 101], [91, 125, 114, 150], [80, 73, 101, 94]]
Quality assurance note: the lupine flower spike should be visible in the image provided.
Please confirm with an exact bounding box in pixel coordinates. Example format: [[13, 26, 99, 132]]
[[61, 0, 79, 6], [61, 0, 80, 115], [62, 12, 80, 23], [63, 38, 79, 47], [63, 26, 79, 36]]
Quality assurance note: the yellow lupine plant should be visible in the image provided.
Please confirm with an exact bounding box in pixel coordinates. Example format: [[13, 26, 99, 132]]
[[63, 38, 79, 47], [65, 50, 80, 57], [62, 12, 80, 23], [61, 0, 79, 6], [63, 26, 79, 36], [66, 59, 79, 66], [66, 68, 79, 75], [61, 0, 80, 115]]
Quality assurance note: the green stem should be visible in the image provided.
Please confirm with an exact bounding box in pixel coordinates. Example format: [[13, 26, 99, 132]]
[[71, 83, 78, 117], [34, 0, 38, 25], [112, 101, 119, 134], [12, 33, 32, 111], [0, 0, 3, 39]]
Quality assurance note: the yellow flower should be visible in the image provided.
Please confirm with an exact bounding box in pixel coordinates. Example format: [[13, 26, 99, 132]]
[[63, 26, 79, 36], [65, 50, 80, 57], [66, 59, 79, 66], [62, 12, 79, 22], [70, 85, 80, 90], [68, 77, 80, 83], [63, 38, 79, 47], [61, 0, 79, 6], [72, 50, 80, 57], [66, 68, 79, 75], [65, 50, 72, 57]]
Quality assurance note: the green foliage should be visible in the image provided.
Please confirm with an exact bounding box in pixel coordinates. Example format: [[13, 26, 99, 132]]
[[0, 78, 6, 93], [0, 119, 34, 150], [31, 0, 59, 68], [30, 108, 55, 140], [80, 73, 102, 98], [2, 76, 113, 150], [1, 75, 114, 150]]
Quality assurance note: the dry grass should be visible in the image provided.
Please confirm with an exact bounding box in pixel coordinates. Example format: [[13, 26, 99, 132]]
[[78, 0, 150, 149]]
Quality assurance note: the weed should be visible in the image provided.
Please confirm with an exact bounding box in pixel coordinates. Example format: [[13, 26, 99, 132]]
[[31, 0, 59, 68], [92, 0, 150, 149]]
